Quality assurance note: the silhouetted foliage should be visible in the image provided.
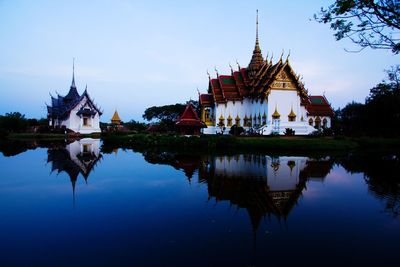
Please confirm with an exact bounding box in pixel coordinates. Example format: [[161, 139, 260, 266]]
[[229, 125, 245, 136], [0, 112, 28, 133], [142, 101, 199, 133], [333, 65, 400, 136], [315, 0, 400, 53], [124, 120, 148, 132], [284, 128, 295, 136], [338, 152, 400, 218]]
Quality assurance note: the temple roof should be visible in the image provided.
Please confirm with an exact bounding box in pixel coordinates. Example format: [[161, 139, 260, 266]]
[[176, 103, 206, 127], [201, 58, 310, 105], [306, 96, 334, 116], [47, 65, 103, 119]]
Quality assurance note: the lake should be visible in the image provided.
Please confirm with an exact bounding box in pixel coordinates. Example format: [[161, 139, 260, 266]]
[[0, 138, 399, 266]]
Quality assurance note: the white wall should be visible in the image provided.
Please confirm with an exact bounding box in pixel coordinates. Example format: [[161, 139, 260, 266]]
[[215, 98, 268, 128], [267, 90, 304, 124], [57, 96, 101, 134]]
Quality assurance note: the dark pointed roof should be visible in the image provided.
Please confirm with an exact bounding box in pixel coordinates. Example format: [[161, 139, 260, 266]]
[[47, 66, 103, 119]]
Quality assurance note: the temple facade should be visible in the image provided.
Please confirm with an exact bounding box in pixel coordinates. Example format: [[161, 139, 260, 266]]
[[199, 12, 334, 135], [47, 62, 102, 134]]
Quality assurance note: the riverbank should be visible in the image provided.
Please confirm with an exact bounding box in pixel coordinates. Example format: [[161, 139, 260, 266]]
[[3, 132, 400, 153], [101, 133, 400, 153]]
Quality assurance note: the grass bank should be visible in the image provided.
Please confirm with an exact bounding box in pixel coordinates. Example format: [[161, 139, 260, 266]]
[[5, 132, 400, 153], [101, 133, 373, 153]]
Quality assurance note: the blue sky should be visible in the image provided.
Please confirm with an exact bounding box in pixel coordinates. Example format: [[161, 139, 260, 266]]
[[0, 0, 398, 122]]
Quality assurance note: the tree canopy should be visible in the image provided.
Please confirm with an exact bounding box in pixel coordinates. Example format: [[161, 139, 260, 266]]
[[334, 65, 400, 136], [142, 101, 199, 122], [315, 0, 400, 53]]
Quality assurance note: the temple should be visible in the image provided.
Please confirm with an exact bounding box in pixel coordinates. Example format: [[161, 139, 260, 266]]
[[199, 11, 334, 135], [47, 60, 103, 134]]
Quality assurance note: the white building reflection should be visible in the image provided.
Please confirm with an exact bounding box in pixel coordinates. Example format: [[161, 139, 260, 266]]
[[199, 155, 333, 231], [47, 138, 102, 201]]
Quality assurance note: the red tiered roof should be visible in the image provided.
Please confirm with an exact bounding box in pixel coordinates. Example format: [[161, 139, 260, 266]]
[[306, 96, 334, 116], [176, 103, 206, 127]]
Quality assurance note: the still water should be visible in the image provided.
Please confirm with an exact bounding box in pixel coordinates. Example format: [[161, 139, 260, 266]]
[[0, 138, 399, 266]]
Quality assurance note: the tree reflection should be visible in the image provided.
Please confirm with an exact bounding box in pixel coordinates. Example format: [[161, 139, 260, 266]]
[[338, 153, 400, 218]]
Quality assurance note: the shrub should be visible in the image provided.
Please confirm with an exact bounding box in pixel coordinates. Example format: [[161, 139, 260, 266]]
[[284, 128, 295, 136], [229, 125, 245, 136]]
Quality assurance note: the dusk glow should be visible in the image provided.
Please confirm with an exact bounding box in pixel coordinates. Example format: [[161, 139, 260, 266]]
[[0, 0, 397, 121]]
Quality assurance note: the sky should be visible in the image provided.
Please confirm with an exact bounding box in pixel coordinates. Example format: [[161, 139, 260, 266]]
[[0, 0, 398, 122]]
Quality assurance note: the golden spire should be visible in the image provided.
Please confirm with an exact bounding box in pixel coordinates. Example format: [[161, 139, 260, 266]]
[[111, 109, 122, 124], [272, 105, 281, 119], [288, 106, 296, 119], [248, 9, 264, 76]]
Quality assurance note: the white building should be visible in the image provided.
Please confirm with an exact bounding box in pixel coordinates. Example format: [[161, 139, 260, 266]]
[[200, 13, 334, 135], [47, 63, 102, 134]]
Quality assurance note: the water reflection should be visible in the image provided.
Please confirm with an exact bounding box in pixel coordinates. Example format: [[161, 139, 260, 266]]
[[200, 156, 333, 225], [338, 153, 400, 218], [47, 138, 102, 203], [144, 152, 334, 231], [1, 138, 399, 219]]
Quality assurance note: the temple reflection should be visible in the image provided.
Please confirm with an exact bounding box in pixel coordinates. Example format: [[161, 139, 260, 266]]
[[199, 155, 333, 231], [47, 138, 102, 203], [142, 151, 334, 231]]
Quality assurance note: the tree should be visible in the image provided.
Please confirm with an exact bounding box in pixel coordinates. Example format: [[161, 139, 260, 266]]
[[124, 120, 148, 132], [0, 112, 28, 133], [142, 101, 199, 132], [315, 0, 400, 53], [365, 65, 400, 135], [333, 65, 400, 136]]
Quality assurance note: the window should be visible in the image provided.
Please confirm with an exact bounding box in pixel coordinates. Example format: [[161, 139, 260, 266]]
[[83, 117, 90, 126], [315, 117, 321, 129], [322, 118, 328, 128], [204, 109, 211, 122], [82, 144, 91, 153], [309, 118, 313, 126]]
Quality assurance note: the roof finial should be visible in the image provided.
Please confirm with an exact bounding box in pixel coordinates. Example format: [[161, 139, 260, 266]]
[[286, 49, 291, 62], [229, 62, 234, 74], [214, 66, 219, 77], [71, 57, 76, 89], [236, 59, 241, 70], [256, 9, 259, 47], [280, 49, 284, 61], [207, 70, 211, 80]]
